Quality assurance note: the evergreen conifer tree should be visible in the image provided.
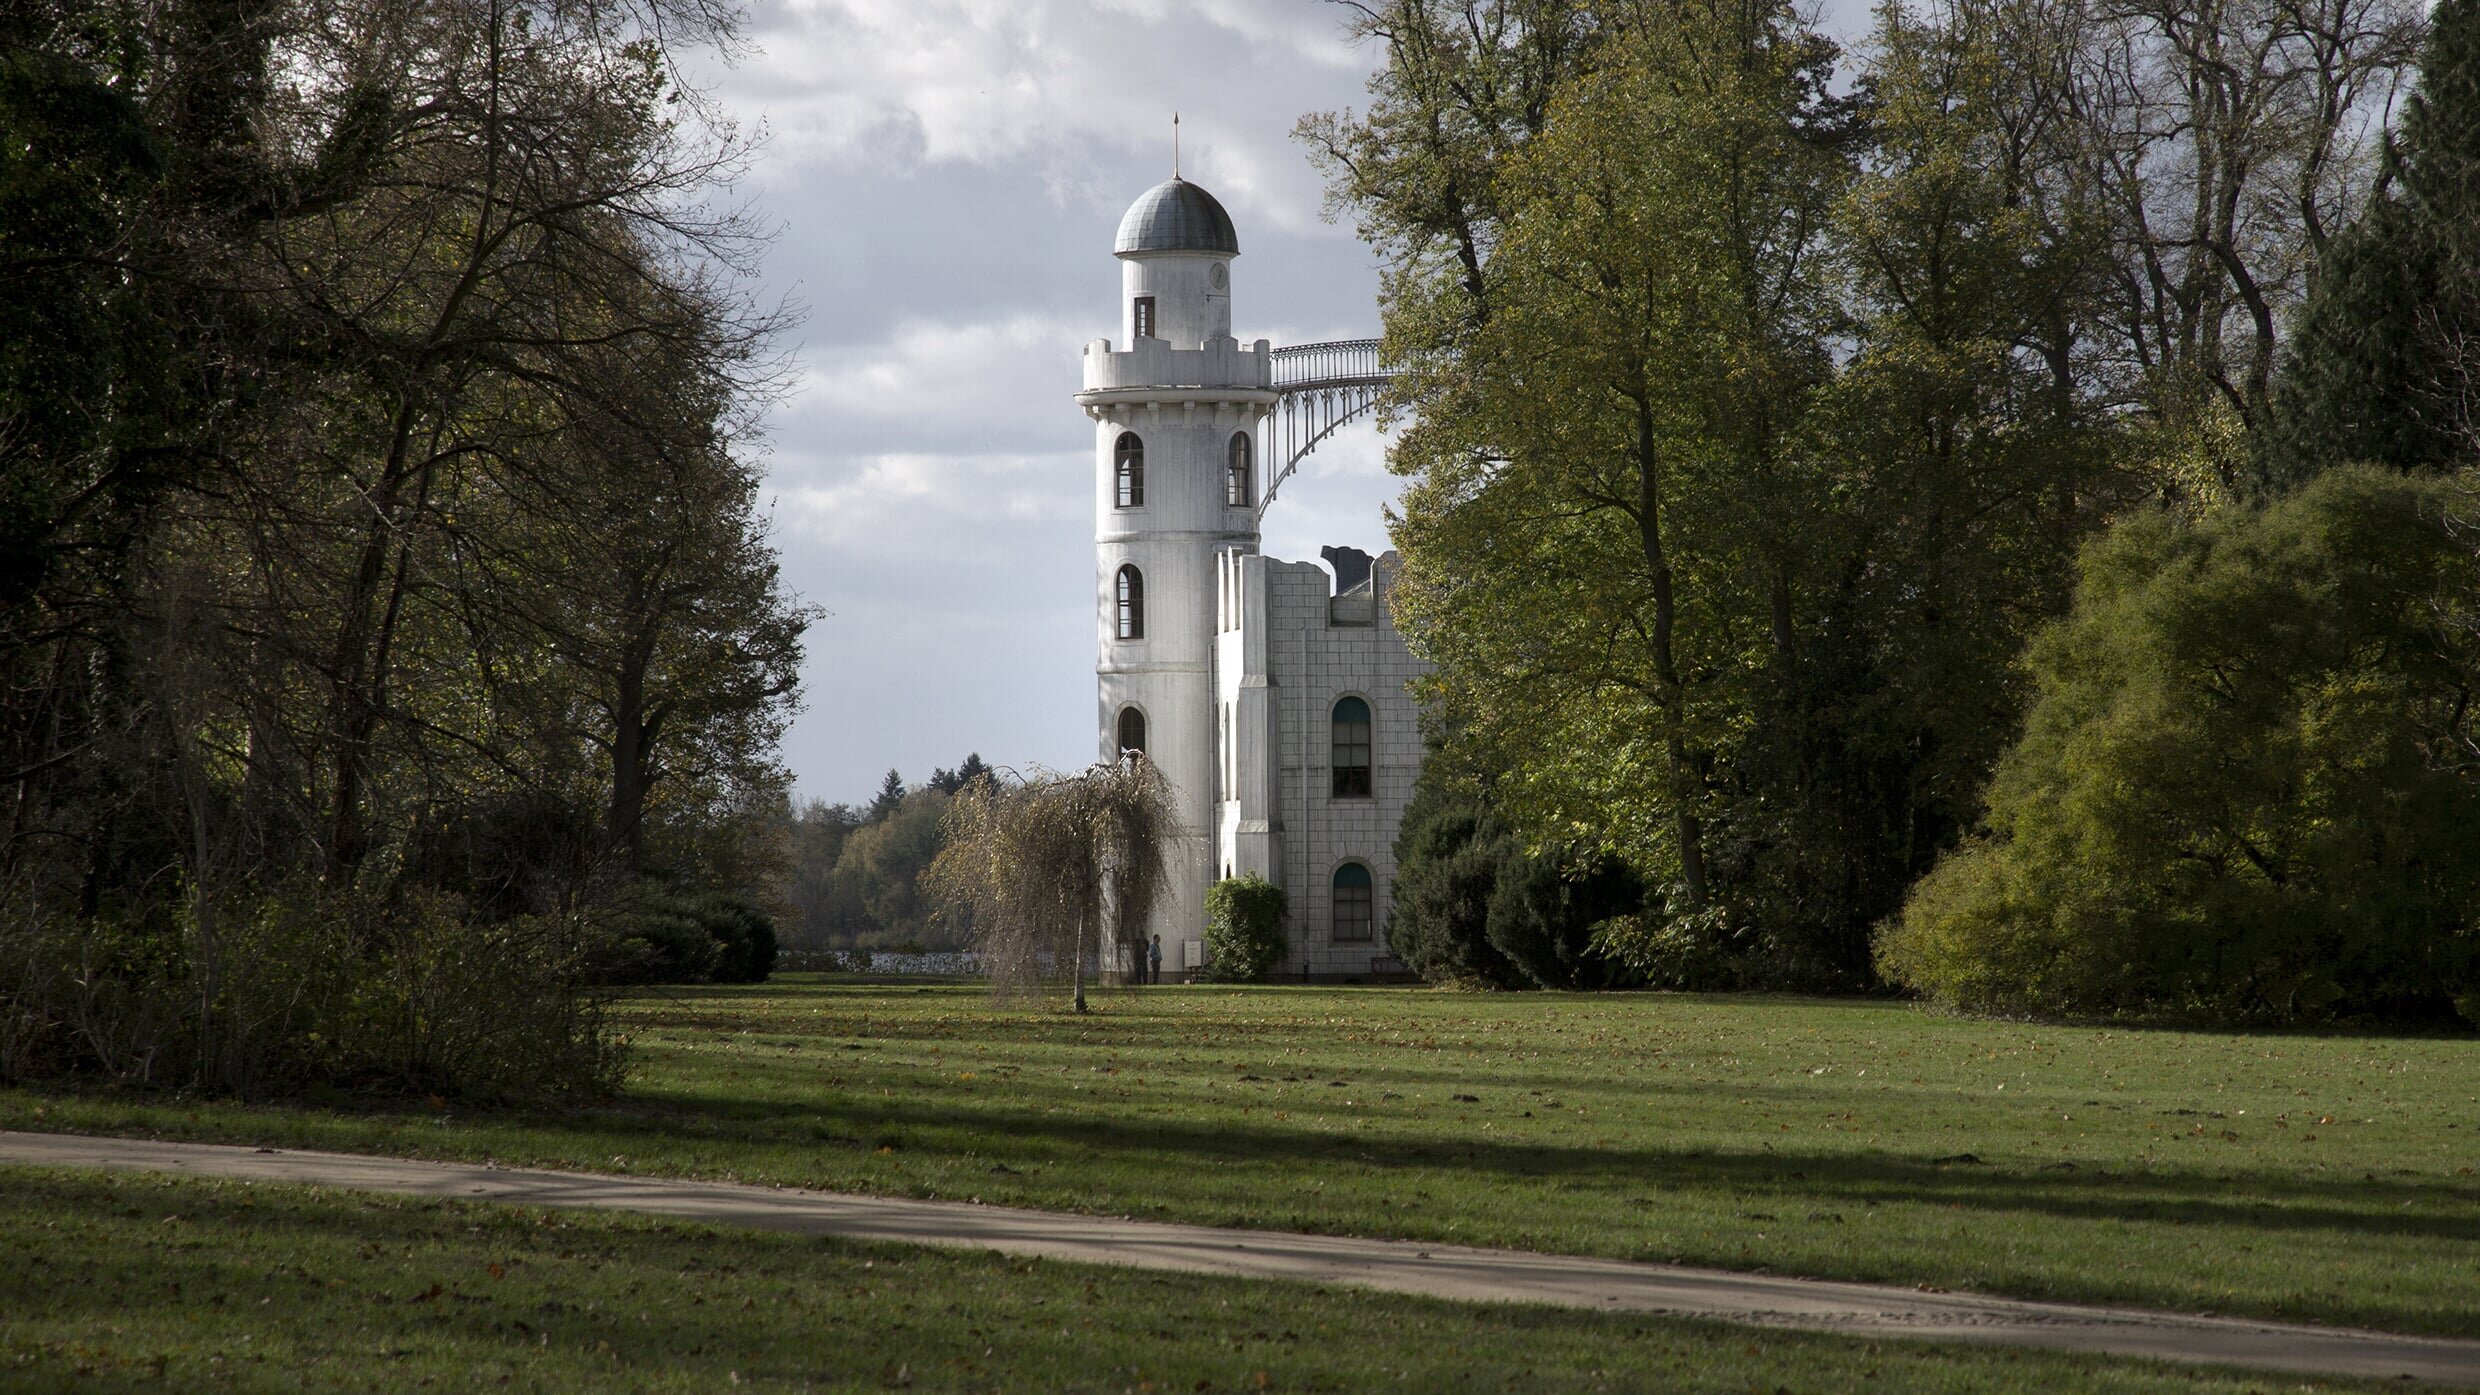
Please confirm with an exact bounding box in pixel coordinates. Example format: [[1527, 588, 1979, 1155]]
[[867, 769, 907, 822], [2270, 0, 2480, 482]]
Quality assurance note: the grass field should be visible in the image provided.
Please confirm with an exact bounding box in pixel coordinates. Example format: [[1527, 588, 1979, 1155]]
[[5, 978, 2475, 1343], [0, 1164, 2420, 1394]]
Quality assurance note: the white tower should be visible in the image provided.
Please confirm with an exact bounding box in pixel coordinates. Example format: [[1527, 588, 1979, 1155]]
[[1075, 178, 1275, 973]]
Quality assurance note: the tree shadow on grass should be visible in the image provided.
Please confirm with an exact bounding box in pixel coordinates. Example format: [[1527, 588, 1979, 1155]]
[[544, 1082, 2480, 1334], [603, 1077, 2480, 1247], [632, 978, 980, 1006]]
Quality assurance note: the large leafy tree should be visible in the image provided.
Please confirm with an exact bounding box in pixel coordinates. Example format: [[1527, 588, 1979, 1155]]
[[831, 786, 954, 947], [1299, 0, 1603, 340], [1880, 467, 2480, 1026], [1675, 0, 2121, 981], [1385, 0, 1849, 923], [1323, 0, 2427, 998]]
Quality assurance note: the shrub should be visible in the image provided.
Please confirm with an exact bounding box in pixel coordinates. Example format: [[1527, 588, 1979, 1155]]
[[588, 883, 722, 985], [699, 894, 779, 984], [0, 907, 187, 1086], [585, 881, 780, 986], [1591, 899, 1745, 992], [1878, 467, 2480, 1027], [1203, 874, 1287, 982], [341, 889, 623, 1100], [1484, 850, 1643, 989], [1385, 774, 1525, 988], [407, 791, 600, 922], [0, 883, 622, 1102]]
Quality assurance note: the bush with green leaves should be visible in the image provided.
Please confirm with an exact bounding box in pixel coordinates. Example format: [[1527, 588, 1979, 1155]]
[[343, 891, 623, 1099], [587, 882, 778, 986], [1589, 900, 1744, 993], [699, 895, 779, 984], [1202, 874, 1288, 982], [0, 884, 620, 1101], [1485, 850, 1643, 990], [1879, 467, 2480, 1026], [1384, 770, 1525, 988], [588, 886, 719, 985]]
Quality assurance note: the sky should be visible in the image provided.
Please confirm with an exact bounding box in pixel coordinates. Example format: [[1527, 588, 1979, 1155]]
[[699, 0, 1868, 808]]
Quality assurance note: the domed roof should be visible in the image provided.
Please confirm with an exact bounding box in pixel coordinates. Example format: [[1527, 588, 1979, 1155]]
[[1114, 177, 1239, 256]]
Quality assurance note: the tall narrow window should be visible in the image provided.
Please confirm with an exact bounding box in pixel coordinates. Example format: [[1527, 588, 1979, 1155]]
[[1333, 863, 1374, 942], [1114, 432, 1144, 508], [1116, 706, 1147, 756], [1331, 696, 1372, 797], [1115, 565, 1145, 640], [1227, 432, 1252, 508], [1133, 295, 1156, 339]]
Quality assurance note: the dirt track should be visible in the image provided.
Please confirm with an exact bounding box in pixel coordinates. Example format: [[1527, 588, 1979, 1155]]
[[5, 1130, 2474, 1387]]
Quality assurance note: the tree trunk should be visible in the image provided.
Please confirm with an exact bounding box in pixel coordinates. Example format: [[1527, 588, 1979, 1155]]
[[1634, 388, 1709, 909], [323, 399, 425, 881], [1073, 903, 1091, 1013], [606, 587, 665, 874]]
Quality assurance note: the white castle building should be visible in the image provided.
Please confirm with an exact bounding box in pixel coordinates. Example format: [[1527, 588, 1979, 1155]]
[[1075, 176, 1425, 979]]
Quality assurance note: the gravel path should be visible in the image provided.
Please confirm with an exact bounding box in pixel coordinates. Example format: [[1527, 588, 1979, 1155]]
[[6, 1129, 2474, 1387]]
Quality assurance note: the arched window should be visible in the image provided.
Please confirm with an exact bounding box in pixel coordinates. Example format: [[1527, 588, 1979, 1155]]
[[1115, 432, 1145, 508], [1115, 565, 1145, 640], [1333, 862, 1374, 942], [1227, 432, 1252, 508], [1116, 706, 1147, 756], [1330, 695, 1371, 797]]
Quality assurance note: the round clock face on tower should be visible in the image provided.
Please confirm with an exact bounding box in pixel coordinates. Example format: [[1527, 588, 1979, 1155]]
[[1209, 263, 1228, 290]]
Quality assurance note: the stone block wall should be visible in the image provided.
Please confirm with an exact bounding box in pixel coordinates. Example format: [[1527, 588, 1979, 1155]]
[[1215, 549, 1426, 977]]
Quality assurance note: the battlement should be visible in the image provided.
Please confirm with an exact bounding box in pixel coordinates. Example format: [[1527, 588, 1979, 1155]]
[[1082, 336, 1274, 394]]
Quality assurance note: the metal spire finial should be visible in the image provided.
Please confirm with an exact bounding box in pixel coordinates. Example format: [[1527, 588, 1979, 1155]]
[[1173, 112, 1181, 177]]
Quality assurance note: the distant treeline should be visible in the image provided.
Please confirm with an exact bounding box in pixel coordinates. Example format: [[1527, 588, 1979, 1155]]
[[777, 758, 992, 952]]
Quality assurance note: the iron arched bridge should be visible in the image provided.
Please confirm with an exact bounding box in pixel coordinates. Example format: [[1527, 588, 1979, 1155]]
[[1263, 338, 1393, 515]]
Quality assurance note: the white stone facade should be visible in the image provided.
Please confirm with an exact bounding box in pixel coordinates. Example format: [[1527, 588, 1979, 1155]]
[[1076, 178, 1426, 978], [1212, 549, 1425, 976]]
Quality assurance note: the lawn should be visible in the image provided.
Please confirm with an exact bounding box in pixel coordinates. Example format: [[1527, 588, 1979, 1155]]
[[0, 1164, 2419, 1394], [6, 979, 2475, 1340]]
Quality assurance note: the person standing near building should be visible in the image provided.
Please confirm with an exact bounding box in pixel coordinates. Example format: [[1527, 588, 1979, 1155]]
[[1148, 934, 1163, 985]]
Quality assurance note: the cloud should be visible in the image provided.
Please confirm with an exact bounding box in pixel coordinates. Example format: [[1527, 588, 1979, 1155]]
[[735, 0, 1363, 161], [775, 448, 1084, 557], [715, 0, 1369, 229], [781, 312, 1084, 436]]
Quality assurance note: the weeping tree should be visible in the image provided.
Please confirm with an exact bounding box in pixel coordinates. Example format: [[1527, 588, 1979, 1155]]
[[926, 758, 1172, 1012]]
